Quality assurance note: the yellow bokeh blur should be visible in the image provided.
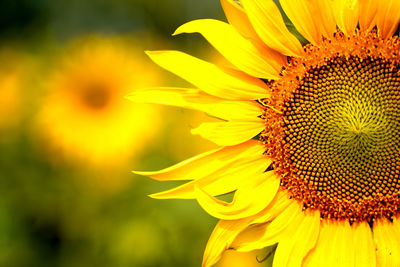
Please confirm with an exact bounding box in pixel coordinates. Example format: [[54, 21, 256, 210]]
[[34, 36, 162, 170], [0, 47, 34, 134]]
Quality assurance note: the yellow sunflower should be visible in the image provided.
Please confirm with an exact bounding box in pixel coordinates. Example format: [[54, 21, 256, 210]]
[[36, 36, 160, 168], [129, 0, 400, 266]]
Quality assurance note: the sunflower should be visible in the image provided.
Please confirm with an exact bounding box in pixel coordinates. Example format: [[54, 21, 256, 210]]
[[36, 36, 160, 169], [129, 0, 400, 266]]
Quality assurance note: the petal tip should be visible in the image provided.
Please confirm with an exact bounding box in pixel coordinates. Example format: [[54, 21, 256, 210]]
[[190, 126, 201, 136], [132, 170, 151, 176], [148, 192, 163, 199], [172, 25, 184, 36], [124, 92, 139, 102], [145, 50, 162, 58]]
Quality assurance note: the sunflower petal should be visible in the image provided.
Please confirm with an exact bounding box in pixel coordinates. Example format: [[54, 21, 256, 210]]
[[226, 191, 291, 252], [202, 218, 253, 267], [304, 221, 375, 267], [314, 0, 337, 38], [151, 158, 270, 199], [240, 0, 303, 56], [279, 0, 321, 44], [146, 50, 269, 100], [332, 0, 360, 35], [280, 0, 338, 42], [374, 218, 400, 266], [233, 201, 302, 252], [359, 0, 378, 32], [220, 0, 287, 67], [376, 0, 400, 39], [191, 120, 264, 146], [127, 87, 263, 121], [272, 210, 320, 267], [251, 190, 293, 224], [354, 222, 376, 267], [174, 19, 285, 79], [134, 139, 264, 181], [303, 221, 344, 267], [220, 0, 260, 40], [194, 170, 280, 220]]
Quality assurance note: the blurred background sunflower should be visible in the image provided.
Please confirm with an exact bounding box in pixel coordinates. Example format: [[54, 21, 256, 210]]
[[34, 36, 163, 191], [0, 0, 273, 266]]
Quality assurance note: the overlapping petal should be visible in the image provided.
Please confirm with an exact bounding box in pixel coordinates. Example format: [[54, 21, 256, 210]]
[[332, 0, 360, 35], [233, 201, 302, 252], [304, 221, 375, 267], [202, 192, 299, 267], [240, 0, 303, 56], [134, 139, 264, 181], [272, 210, 320, 267], [146, 50, 269, 100], [279, 0, 321, 44], [194, 170, 280, 220], [313, 0, 337, 38], [151, 158, 270, 199], [126, 87, 263, 121], [191, 120, 264, 146], [251, 190, 293, 224], [174, 19, 285, 79], [359, 0, 378, 32], [220, 0, 261, 41], [374, 218, 400, 266], [202, 218, 254, 267], [376, 0, 400, 39]]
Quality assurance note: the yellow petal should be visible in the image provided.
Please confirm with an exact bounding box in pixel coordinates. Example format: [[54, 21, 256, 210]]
[[240, 0, 303, 57], [359, 0, 378, 32], [332, 0, 360, 35], [228, 191, 292, 250], [220, 0, 287, 68], [152, 158, 270, 199], [303, 221, 346, 267], [251, 190, 293, 224], [174, 19, 285, 79], [202, 218, 254, 267], [303, 221, 334, 267], [376, 0, 400, 39], [354, 222, 376, 267], [127, 87, 263, 121], [134, 139, 264, 181], [146, 50, 269, 100], [272, 210, 320, 267], [314, 0, 337, 38], [191, 120, 264, 146], [374, 218, 400, 267], [195, 170, 280, 220], [279, 0, 321, 44], [326, 221, 355, 266], [280, 0, 338, 42], [304, 220, 375, 267], [233, 201, 302, 252], [220, 0, 260, 40]]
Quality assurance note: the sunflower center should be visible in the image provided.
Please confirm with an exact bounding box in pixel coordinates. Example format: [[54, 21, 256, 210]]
[[81, 84, 111, 109], [285, 56, 400, 216], [262, 31, 400, 223]]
